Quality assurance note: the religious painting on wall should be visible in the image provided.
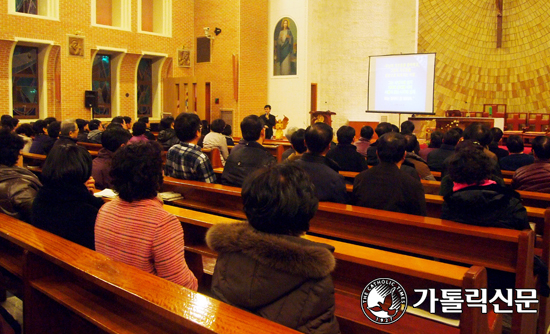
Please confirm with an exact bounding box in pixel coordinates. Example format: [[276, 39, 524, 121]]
[[68, 35, 84, 57], [178, 49, 191, 67], [273, 17, 297, 76]]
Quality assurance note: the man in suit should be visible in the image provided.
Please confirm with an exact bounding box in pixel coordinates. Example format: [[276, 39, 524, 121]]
[[260, 105, 276, 140]]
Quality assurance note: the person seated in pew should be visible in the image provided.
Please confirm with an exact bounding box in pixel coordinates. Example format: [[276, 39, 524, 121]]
[[137, 116, 156, 141], [32, 144, 103, 250], [156, 116, 180, 150], [164, 113, 216, 183], [207, 164, 340, 334], [366, 122, 393, 166], [0, 130, 42, 223], [294, 123, 348, 204], [202, 118, 230, 165], [42, 121, 61, 155], [110, 116, 126, 128], [499, 134, 534, 171], [95, 141, 198, 290], [418, 130, 442, 161], [488, 127, 509, 160], [326, 126, 368, 172], [281, 126, 298, 161], [127, 122, 149, 144], [92, 127, 132, 190], [353, 125, 373, 157], [123, 116, 132, 131], [15, 123, 34, 153], [221, 123, 234, 146], [441, 140, 529, 230], [52, 119, 79, 148], [513, 135, 550, 193], [462, 124, 501, 179], [29, 120, 50, 155], [76, 119, 89, 143], [286, 128, 306, 162], [427, 128, 461, 172], [221, 115, 276, 187], [404, 134, 435, 181], [87, 119, 104, 144], [353, 132, 427, 216]]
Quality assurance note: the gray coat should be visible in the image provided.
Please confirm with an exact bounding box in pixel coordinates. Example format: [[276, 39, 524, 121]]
[[206, 222, 340, 334]]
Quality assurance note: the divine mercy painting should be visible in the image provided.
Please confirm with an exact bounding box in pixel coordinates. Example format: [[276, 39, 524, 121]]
[[274, 17, 297, 76]]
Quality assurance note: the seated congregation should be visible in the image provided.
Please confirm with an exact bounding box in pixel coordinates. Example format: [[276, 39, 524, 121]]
[[0, 112, 547, 334]]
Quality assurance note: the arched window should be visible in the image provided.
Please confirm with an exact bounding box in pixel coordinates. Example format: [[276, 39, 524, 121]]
[[92, 54, 112, 118], [12, 46, 39, 119]]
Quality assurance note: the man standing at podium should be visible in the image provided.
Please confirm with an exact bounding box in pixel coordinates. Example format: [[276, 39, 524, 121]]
[[260, 105, 276, 140]]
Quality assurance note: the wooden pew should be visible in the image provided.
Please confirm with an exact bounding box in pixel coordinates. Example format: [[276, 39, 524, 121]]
[[201, 147, 223, 169], [77, 141, 102, 151], [162, 205, 502, 334], [0, 213, 298, 334], [160, 177, 538, 334]]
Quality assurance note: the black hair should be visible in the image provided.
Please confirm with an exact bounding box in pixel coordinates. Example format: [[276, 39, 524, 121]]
[[377, 132, 406, 163], [463, 123, 492, 147], [42, 144, 92, 186], [443, 128, 462, 146], [101, 127, 132, 152], [111, 141, 164, 202], [242, 163, 318, 236], [32, 120, 46, 134], [391, 124, 400, 133], [1, 115, 14, 131], [210, 119, 226, 133], [304, 122, 333, 154], [490, 127, 504, 143], [506, 135, 524, 154], [88, 119, 101, 131], [336, 126, 355, 145], [360, 126, 374, 140], [222, 124, 232, 136], [111, 116, 124, 125], [11, 118, 19, 129], [15, 123, 34, 137], [132, 121, 147, 136], [159, 116, 174, 131], [290, 129, 307, 154], [532, 136, 550, 160], [106, 122, 123, 130], [47, 121, 61, 139], [174, 112, 201, 142], [264, 105, 271, 109], [0, 130, 24, 166], [123, 116, 132, 124], [375, 122, 393, 137], [76, 119, 88, 131], [240, 115, 263, 141], [400, 120, 415, 135], [138, 116, 149, 124], [428, 131, 443, 148], [404, 134, 418, 152], [43, 117, 57, 126], [447, 140, 492, 185]]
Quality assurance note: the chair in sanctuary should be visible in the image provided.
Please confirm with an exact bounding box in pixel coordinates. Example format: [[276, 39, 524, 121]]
[[505, 113, 528, 131], [527, 113, 550, 132]]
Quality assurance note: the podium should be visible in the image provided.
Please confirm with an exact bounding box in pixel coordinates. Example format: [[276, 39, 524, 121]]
[[310, 110, 336, 126]]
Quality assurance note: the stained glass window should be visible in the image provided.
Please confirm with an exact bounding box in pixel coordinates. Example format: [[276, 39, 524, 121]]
[[92, 54, 111, 118], [137, 58, 152, 117], [12, 46, 39, 119], [16, 0, 37, 14]]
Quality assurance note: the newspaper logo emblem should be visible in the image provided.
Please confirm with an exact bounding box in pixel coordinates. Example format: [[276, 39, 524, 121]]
[[361, 278, 407, 324]]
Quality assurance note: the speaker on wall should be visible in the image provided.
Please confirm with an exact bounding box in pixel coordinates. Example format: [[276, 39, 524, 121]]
[[85, 90, 98, 108]]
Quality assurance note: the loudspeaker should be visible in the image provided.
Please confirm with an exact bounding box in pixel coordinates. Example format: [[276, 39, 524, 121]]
[[85, 90, 98, 108]]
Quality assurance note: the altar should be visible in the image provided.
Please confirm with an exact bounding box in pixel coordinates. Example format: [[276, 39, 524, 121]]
[[409, 116, 505, 140]]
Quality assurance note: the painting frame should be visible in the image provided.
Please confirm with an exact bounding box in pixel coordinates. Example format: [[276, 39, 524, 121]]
[[67, 35, 85, 57], [273, 17, 297, 76], [178, 49, 191, 68]]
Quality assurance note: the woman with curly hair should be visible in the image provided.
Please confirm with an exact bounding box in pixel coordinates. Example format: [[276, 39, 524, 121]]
[[441, 140, 529, 230], [94, 141, 197, 290]]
